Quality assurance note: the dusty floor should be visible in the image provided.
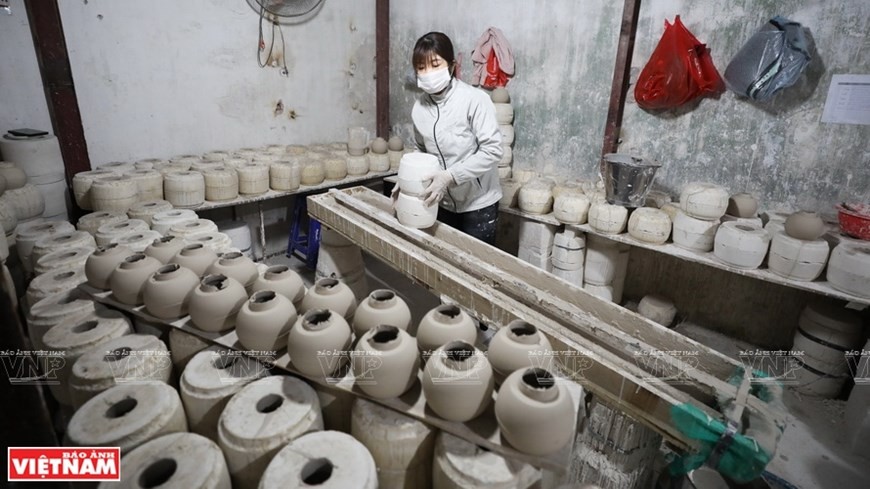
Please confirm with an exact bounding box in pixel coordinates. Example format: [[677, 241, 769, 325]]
[[272, 250, 870, 489]]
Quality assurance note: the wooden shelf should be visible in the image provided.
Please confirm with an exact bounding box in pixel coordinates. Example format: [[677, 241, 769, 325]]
[[80, 284, 582, 473], [499, 205, 870, 307], [195, 170, 396, 212]]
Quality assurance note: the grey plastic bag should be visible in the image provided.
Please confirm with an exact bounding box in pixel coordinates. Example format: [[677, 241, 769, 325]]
[[724, 16, 811, 102]]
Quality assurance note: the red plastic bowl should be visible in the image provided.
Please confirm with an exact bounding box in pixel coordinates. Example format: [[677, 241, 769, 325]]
[[836, 203, 870, 240]]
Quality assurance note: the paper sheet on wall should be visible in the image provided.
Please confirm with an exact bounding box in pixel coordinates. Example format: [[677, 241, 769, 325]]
[[821, 74, 870, 125]]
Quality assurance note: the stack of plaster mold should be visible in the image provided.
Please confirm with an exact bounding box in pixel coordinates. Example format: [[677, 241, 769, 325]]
[[1, 161, 47, 224], [583, 233, 629, 304], [551, 229, 585, 286], [673, 182, 728, 253], [518, 218, 556, 272], [565, 396, 662, 489], [344, 127, 371, 177], [491, 87, 514, 180], [316, 227, 369, 300], [791, 302, 865, 398], [367, 137, 391, 172]]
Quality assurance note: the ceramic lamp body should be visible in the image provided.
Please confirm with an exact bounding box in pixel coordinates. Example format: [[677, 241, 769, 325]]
[[144, 235, 188, 263], [421, 341, 493, 422], [251, 265, 306, 305], [236, 291, 297, 352], [109, 253, 163, 305], [487, 320, 554, 383], [299, 278, 358, 320], [352, 325, 419, 399], [189, 274, 249, 332], [85, 244, 134, 290], [288, 309, 353, 378], [352, 289, 412, 336], [416, 304, 478, 355], [143, 263, 200, 319], [495, 368, 574, 455], [726, 193, 758, 218], [170, 243, 219, 277], [206, 251, 259, 291], [784, 211, 825, 241]]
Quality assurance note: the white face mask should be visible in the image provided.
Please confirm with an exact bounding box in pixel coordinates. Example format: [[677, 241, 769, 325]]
[[417, 67, 451, 94]]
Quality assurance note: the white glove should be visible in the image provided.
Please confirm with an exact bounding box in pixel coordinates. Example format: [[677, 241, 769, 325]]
[[421, 170, 455, 206]]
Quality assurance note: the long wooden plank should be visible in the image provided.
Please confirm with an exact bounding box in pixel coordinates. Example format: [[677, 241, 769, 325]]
[[80, 284, 581, 472], [308, 191, 707, 451], [329, 188, 782, 434]]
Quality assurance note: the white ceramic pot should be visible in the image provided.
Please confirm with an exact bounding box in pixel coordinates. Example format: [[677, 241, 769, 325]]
[[251, 265, 306, 305], [108, 252, 163, 305], [421, 341, 493, 422], [143, 263, 200, 319], [495, 368, 574, 455], [144, 235, 188, 263], [236, 290, 297, 352], [487, 320, 554, 383], [189, 274, 249, 332], [85, 243, 134, 290], [299, 277, 358, 320], [416, 304, 478, 357], [169, 243, 219, 277], [352, 289, 412, 336], [288, 309, 353, 378], [352, 325, 420, 399]]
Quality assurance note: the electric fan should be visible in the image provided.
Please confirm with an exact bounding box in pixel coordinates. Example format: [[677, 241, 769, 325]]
[[245, 0, 325, 24]]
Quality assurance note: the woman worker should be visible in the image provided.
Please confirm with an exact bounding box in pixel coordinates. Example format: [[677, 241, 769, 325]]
[[399, 31, 504, 245]]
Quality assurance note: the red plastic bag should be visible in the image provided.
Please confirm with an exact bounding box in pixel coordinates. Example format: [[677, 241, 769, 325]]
[[483, 50, 509, 88], [634, 16, 724, 110]]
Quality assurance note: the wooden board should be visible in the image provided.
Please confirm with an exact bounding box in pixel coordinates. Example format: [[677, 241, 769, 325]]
[[80, 284, 581, 473], [328, 187, 781, 431], [307, 190, 720, 451]]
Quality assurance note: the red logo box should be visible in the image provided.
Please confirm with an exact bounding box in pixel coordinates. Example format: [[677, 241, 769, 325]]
[[8, 447, 121, 482]]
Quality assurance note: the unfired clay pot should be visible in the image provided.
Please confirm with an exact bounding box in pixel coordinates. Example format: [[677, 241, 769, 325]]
[[236, 291, 297, 352], [726, 193, 758, 218], [416, 304, 478, 356], [495, 368, 574, 455], [189, 274, 248, 332], [352, 325, 420, 399], [144, 235, 188, 264], [422, 341, 494, 422], [351, 289, 412, 336], [85, 243, 134, 290], [288, 309, 353, 378], [109, 253, 163, 305], [370, 137, 388, 154], [300, 277, 358, 320], [206, 251, 258, 291], [143, 263, 200, 319], [251, 265, 306, 305], [784, 211, 825, 241], [487, 320, 554, 383], [170, 243, 219, 277]]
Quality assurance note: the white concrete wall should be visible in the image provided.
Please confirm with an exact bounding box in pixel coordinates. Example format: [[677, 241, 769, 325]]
[[621, 0, 870, 212], [388, 0, 621, 178], [57, 0, 377, 167], [0, 0, 53, 135]]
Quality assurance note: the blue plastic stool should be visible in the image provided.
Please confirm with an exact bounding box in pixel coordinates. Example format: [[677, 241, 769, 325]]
[[286, 195, 321, 269]]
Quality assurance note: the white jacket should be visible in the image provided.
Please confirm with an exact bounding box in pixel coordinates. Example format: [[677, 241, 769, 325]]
[[412, 78, 503, 213]]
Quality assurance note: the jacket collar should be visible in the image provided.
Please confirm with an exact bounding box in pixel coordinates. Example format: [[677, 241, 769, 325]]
[[427, 78, 457, 105]]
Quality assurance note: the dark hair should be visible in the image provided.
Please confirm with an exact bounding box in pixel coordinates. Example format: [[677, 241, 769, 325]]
[[412, 32, 455, 72]]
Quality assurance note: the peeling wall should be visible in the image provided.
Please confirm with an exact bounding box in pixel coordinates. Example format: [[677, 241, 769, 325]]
[[55, 0, 376, 167], [388, 0, 621, 179], [621, 0, 870, 212]]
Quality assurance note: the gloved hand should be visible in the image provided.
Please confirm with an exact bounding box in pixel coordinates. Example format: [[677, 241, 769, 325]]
[[421, 170, 454, 206], [390, 183, 400, 209]]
